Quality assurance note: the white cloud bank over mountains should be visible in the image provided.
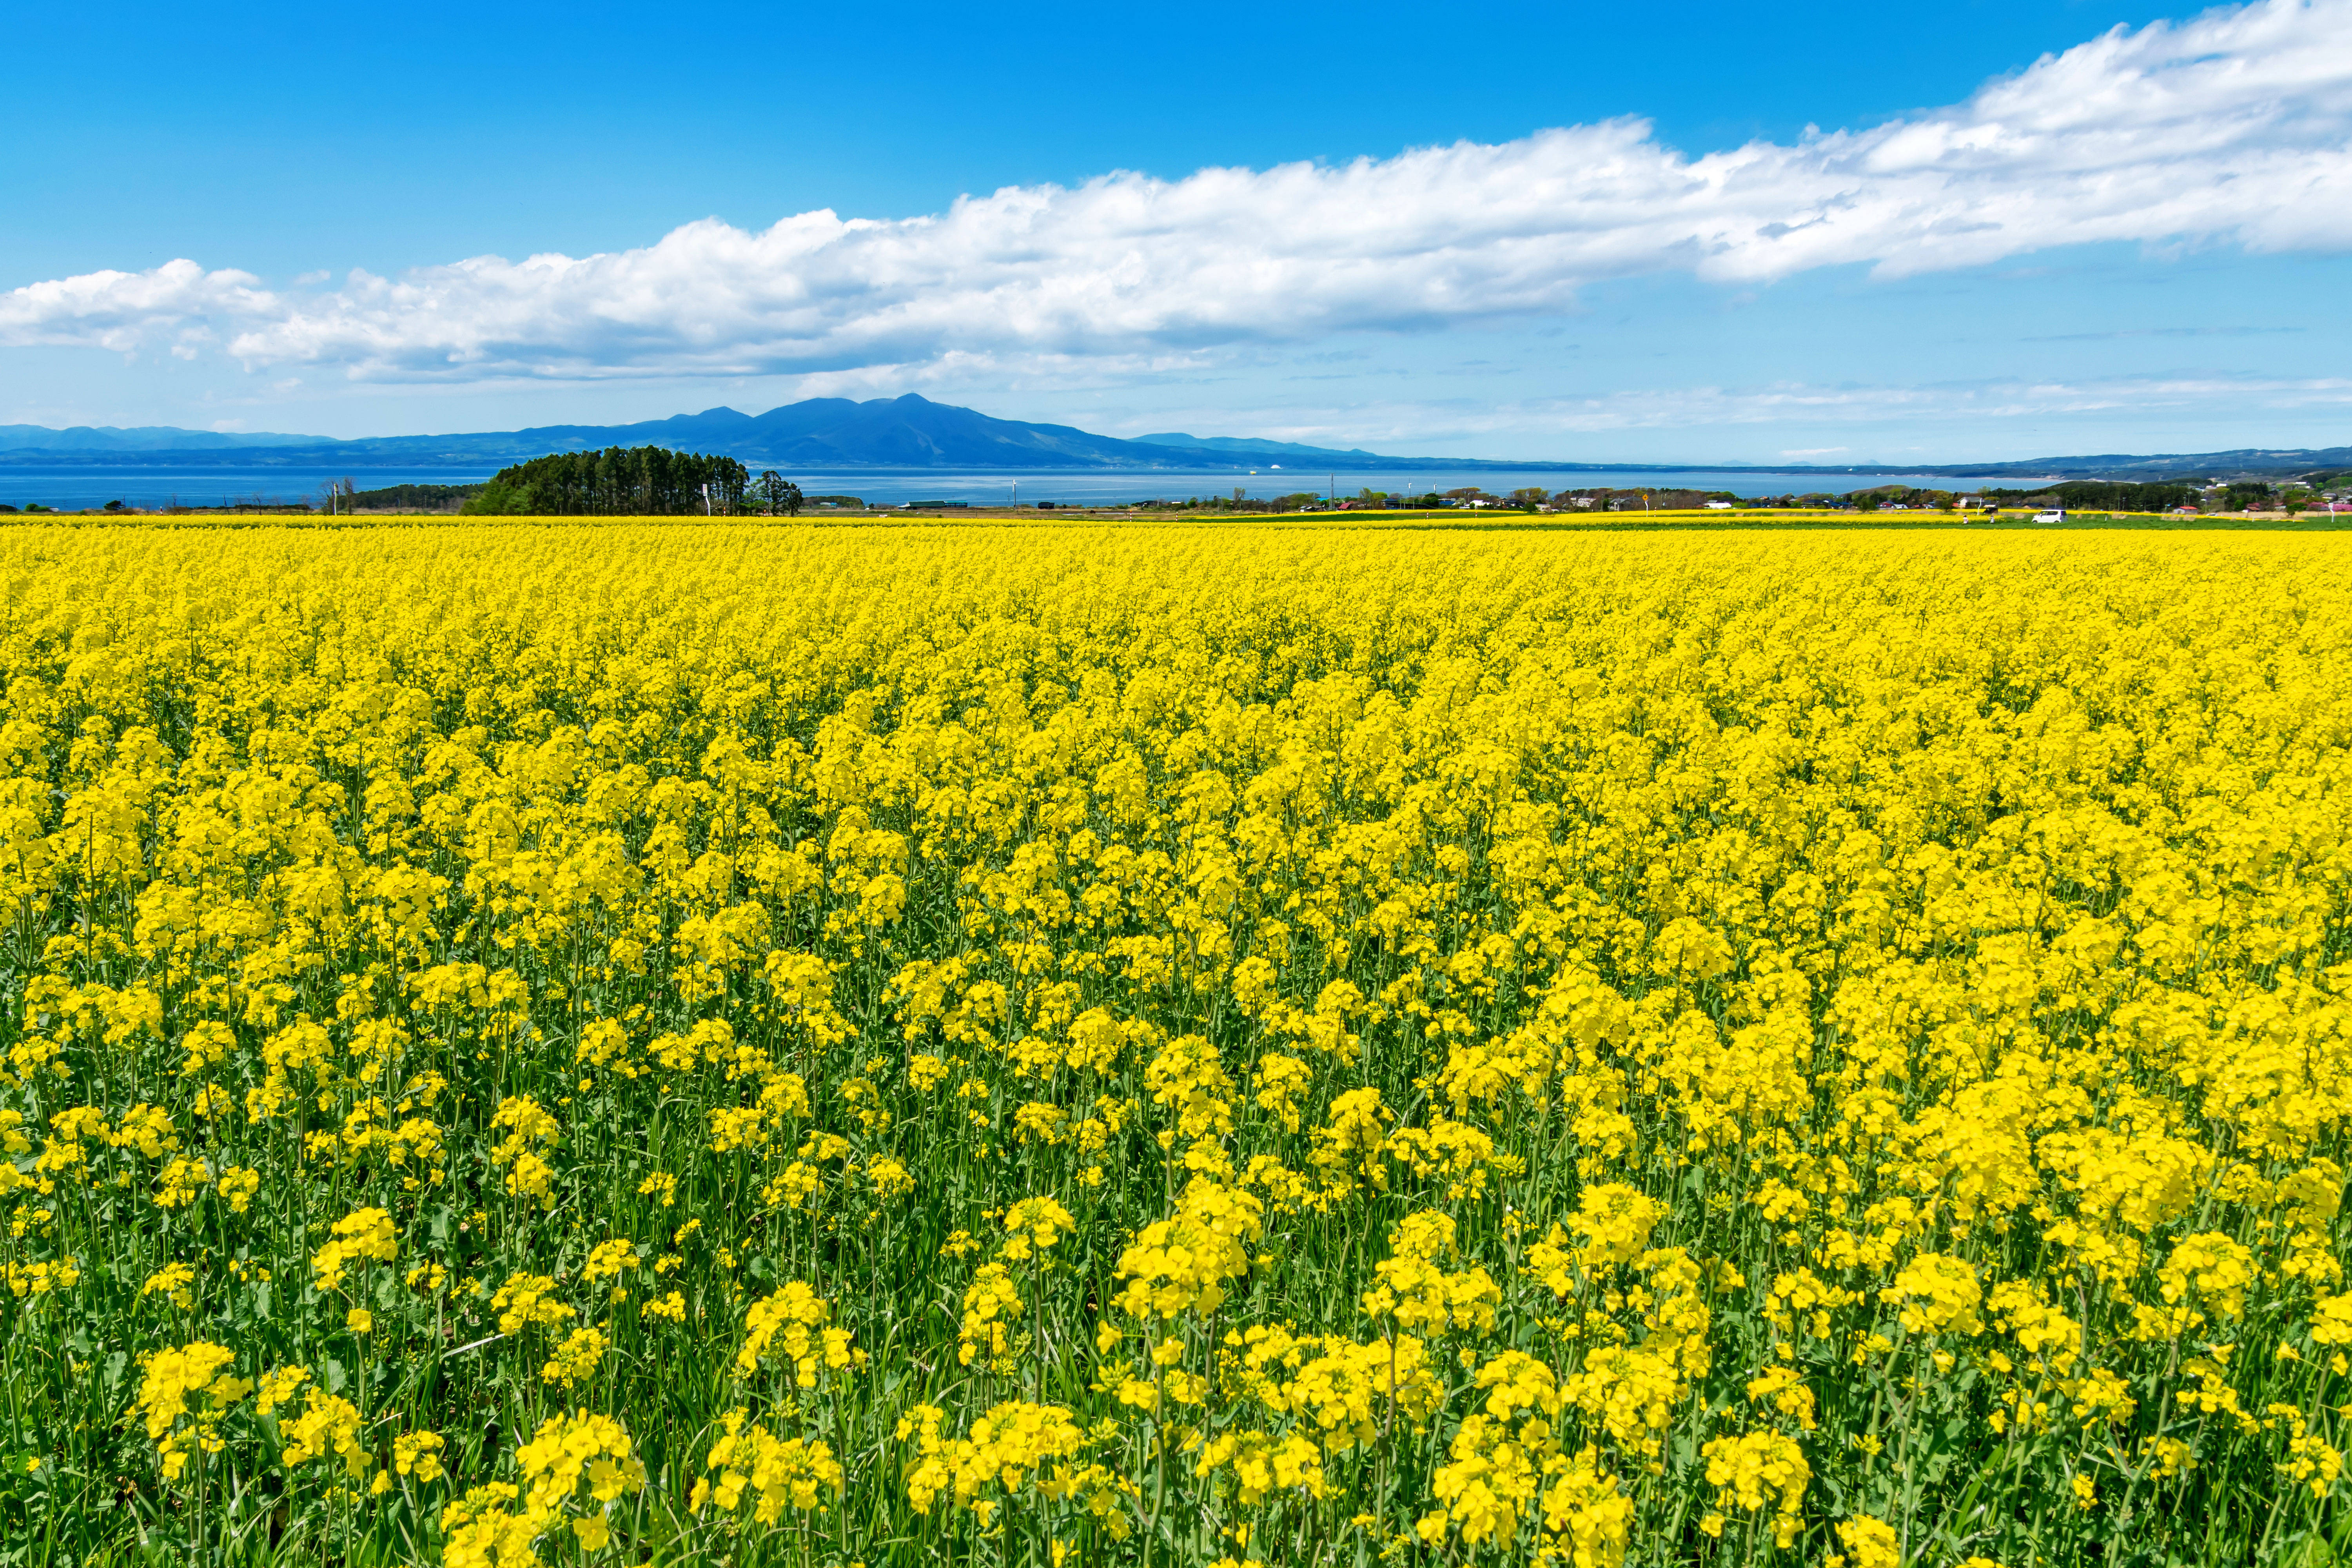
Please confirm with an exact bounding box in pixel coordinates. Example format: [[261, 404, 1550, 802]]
[[7, 0, 2350, 384]]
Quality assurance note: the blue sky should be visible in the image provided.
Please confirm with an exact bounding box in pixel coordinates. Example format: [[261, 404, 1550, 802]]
[[4, 0, 2348, 462]]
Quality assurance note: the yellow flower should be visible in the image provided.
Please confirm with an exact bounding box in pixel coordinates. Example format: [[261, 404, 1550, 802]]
[[696, 1408, 846, 1519], [20, 520, 2352, 1560], [311, 1208, 397, 1293], [490, 1272, 574, 1336], [738, 1282, 857, 1384], [540, 1327, 610, 1390], [1112, 1180, 1262, 1320], [1832, 1514, 1902, 1568], [141, 1263, 197, 1310], [281, 1388, 369, 1476], [582, 1239, 640, 1282], [393, 1430, 446, 1483]]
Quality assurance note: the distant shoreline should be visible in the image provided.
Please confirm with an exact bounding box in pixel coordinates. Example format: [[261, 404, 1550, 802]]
[[0, 450, 2076, 479], [4, 388, 2343, 485], [0, 463, 2013, 512]]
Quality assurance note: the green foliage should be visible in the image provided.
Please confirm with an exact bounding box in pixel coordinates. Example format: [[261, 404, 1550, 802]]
[[348, 483, 486, 513], [458, 477, 536, 515], [753, 471, 804, 515], [2047, 481, 2202, 511], [479, 446, 752, 515]]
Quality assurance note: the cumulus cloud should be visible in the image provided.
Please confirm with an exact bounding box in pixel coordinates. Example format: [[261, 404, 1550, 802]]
[[5, 0, 2350, 382], [0, 258, 272, 355]]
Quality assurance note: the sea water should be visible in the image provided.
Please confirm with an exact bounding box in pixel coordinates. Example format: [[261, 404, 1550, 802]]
[[0, 465, 2013, 513]]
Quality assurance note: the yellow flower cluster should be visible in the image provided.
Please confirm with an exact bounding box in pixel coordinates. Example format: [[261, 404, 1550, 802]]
[[691, 1408, 844, 1519], [1112, 1180, 1264, 1320], [280, 1386, 369, 1476], [442, 1409, 645, 1564], [898, 1399, 1091, 1517], [1361, 1209, 1501, 1335], [133, 1342, 250, 1479], [735, 1281, 857, 1385], [310, 1206, 398, 1293], [539, 1326, 609, 1390], [6, 521, 2352, 1566]]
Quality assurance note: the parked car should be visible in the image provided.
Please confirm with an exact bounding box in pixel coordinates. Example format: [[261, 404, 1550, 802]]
[[2034, 508, 2067, 524]]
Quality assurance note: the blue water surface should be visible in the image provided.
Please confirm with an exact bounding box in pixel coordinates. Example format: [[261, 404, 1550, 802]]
[[0, 465, 2013, 512]]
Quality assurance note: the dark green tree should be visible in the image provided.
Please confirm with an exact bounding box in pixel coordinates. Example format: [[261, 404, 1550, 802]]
[[468, 446, 750, 515], [755, 471, 804, 515], [459, 477, 536, 515]]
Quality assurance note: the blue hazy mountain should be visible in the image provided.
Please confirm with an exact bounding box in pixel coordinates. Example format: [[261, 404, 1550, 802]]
[[0, 396, 1348, 471], [1135, 432, 1379, 459], [0, 396, 1539, 470], [0, 396, 2344, 478], [0, 423, 324, 451]]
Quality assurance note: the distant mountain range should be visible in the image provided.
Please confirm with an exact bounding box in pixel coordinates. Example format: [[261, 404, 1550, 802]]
[[0, 396, 2343, 480], [1134, 432, 1382, 460], [0, 423, 321, 452], [1882, 447, 2352, 482]]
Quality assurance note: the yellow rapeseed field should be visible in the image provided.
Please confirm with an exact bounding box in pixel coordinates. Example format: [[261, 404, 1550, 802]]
[[2, 522, 2348, 1568]]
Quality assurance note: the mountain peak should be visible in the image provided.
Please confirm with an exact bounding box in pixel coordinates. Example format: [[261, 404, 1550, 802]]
[[4, 401, 2342, 482]]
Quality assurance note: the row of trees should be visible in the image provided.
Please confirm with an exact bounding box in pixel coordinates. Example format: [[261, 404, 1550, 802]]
[[426, 456, 2342, 519], [461, 447, 806, 515], [346, 483, 482, 512], [1990, 479, 2344, 513], [1983, 480, 2200, 510]]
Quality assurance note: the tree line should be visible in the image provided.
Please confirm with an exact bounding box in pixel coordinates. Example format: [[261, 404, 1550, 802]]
[[462, 447, 806, 515], [348, 483, 482, 512], [1983, 480, 2200, 510], [1987, 479, 2335, 512]]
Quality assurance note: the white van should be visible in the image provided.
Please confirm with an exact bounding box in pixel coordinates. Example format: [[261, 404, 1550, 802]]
[[2033, 508, 2066, 524]]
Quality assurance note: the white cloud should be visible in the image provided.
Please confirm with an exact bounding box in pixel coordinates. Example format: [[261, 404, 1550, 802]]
[[1275, 372, 2352, 446], [5, 0, 2350, 383], [0, 258, 271, 355]]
